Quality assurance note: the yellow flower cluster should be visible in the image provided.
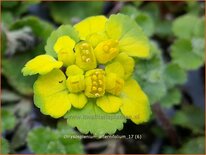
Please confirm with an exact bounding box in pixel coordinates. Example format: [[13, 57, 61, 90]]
[[22, 14, 151, 125]]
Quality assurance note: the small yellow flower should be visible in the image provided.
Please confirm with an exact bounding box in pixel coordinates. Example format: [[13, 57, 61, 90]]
[[22, 14, 151, 125]]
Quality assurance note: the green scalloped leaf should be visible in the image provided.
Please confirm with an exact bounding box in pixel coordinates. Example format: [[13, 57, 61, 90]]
[[163, 63, 187, 88], [120, 5, 138, 19], [160, 88, 181, 108], [45, 25, 79, 57], [172, 105, 204, 134], [134, 42, 167, 104], [2, 108, 16, 133], [27, 127, 59, 154], [65, 100, 126, 137], [172, 14, 199, 39], [171, 39, 204, 70], [1, 138, 10, 154], [47, 141, 66, 154], [2, 16, 54, 95], [120, 6, 155, 37], [178, 137, 205, 154], [57, 122, 84, 154], [27, 126, 84, 154], [49, 2, 104, 24], [135, 12, 155, 37]]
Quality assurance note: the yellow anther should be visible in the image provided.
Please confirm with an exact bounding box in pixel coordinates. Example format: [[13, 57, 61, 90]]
[[95, 71, 99, 75], [92, 75, 97, 80], [92, 81, 97, 85], [81, 55, 86, 60], [92, 86, 97, 91], [98, 80, 103, 85], [82, 43, 89, 49], [98, 87, 102, 92], [84, 50, 90, 54], [95, 93, 100, 97], [86, 58, 91, 62]]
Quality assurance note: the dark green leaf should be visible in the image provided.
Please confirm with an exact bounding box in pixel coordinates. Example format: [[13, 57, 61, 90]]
[[134, 42, 167, 104], [1, 138, 10, 154], [172, 14, 199, 39], [2, 108, 16, 132], [160, 88, 181, 108], [164, 63, 187, 88], [49, 2, 104, 24], [172, 105, 204, 134], [178, 137, 205, 154], [171, 39, 204, 70]]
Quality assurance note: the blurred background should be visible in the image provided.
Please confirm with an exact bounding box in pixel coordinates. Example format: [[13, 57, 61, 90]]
[[1, 1, 205, 154]]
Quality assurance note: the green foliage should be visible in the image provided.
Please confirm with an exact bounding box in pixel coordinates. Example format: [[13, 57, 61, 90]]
[[2, 108, 16, 133], [45, 25, 79, 57], [2, 1, 39, 18], [160, 88, 181, 108], [163, 63, 187, 88], [172, 14, 204, 39], [171, 14, 204, 70], [134, 42, 167, 104], [1, 138, 10, 154], [2, 16, 54, 95], [171, 39, 204, 70], [27, 124, 84, 154], [65, 100, 126, 137], [121, 5, 155, 36], [49, 2, 104, 24], [172, 105, 204, 134], [178, 137, 205, 154]]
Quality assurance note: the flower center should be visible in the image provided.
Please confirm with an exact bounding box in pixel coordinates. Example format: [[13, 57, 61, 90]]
[[75, 41, 97, 71], [85, 69, 105, 98], [94, 39, 119, 64]]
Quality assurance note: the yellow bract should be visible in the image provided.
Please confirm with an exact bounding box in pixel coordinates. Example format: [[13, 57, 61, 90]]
[[74, 16, 107, 40], [68, 93, 87, 109], [115, 53, 135, 79], [33, 69, 71, 118], [97, 95, 122, 113], [54, 36, 76, 66], [22, 55, 63, 76], [120, 79, 151, 124], [66, 65, 84, 76]]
